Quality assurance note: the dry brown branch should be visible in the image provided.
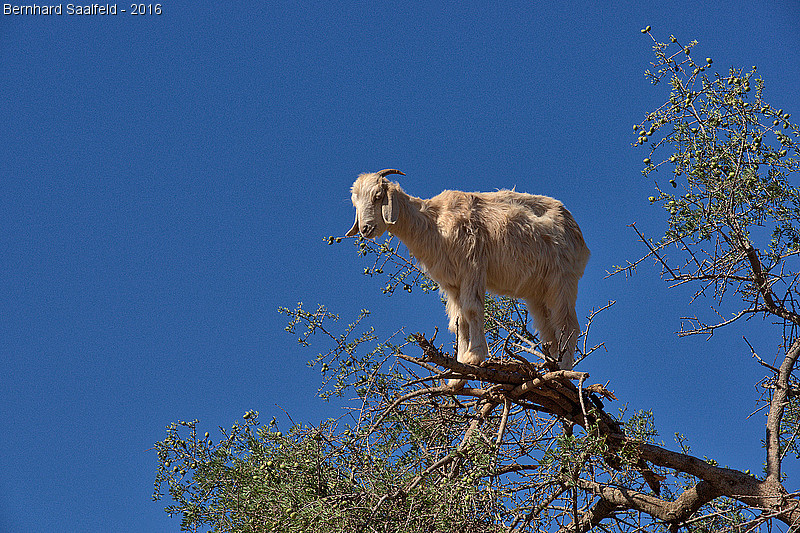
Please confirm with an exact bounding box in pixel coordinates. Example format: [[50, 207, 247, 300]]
[[510, 483, 570, 532], [390, 332, 800, 531], [741, 238, 800, 326], [766, 338, 800, 484], [577, 478, 718, 527], [557, 497, 620, 533]]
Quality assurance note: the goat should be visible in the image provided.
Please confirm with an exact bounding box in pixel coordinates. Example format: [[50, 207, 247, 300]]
[[346, 169, 590, 383]]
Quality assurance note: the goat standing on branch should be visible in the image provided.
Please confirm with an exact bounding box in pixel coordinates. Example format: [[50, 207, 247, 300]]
[[346, 169, 590, 382]]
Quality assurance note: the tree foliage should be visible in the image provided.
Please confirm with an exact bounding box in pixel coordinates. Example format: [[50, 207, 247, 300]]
[[625, 29, 800, 338], [154, 29, 800, 532]]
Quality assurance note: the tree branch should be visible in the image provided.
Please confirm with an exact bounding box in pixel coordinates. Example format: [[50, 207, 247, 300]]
[[574, 478, 718, 527], [740, 238, 800, 325], [557, 497, 619, 533], [394, 332, 800, 530], [766, 337, 800, 483]]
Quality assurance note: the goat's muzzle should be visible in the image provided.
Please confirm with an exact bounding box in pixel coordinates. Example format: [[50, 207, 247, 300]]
[[360, 224, 377, 238]]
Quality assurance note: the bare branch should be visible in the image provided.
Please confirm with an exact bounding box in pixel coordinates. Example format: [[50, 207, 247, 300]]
[[766, 337, 800, 483], [741, 238, 800, 325], [744, 336, 781, 374], [575, 478, 718, 526]]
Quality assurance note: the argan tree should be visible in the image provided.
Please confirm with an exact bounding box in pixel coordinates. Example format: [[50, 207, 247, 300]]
[[153, 30, 800, 532]]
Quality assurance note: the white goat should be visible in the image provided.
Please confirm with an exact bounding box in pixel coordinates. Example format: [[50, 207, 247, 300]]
[[346, 169, 590, 379]]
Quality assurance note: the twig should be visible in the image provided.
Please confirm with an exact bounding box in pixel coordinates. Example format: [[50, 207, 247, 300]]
[[496, 398, 511, 449], [744, 336, 780, 373], [578, 374, 589, 428], [630, 223, 679, 279], [368, 385, 452, 434]]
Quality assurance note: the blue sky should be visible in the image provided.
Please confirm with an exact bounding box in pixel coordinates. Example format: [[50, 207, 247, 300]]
[[1, 1, 799, 531]]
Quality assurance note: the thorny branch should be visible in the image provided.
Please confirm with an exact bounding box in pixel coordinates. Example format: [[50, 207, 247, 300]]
[[364, 331, 800, 532]]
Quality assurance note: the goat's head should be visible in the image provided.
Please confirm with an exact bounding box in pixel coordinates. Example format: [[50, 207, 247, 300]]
[[346, 169, 405, 238]]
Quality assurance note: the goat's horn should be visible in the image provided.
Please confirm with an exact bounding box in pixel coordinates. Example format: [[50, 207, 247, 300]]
[[376, 169, 405, 178]]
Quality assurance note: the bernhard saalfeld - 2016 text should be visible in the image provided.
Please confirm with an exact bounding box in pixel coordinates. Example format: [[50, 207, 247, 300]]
[[4, 4, 122, 15]]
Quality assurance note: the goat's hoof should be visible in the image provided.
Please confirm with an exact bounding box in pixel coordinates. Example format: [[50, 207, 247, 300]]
[[460, 350, 487, 366], [557, 354, 575, 371], [447, 378, 467, 390]]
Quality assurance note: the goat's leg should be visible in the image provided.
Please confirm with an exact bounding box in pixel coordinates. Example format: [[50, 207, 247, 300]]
[[444, 286, 481, 363], [526, 299, 560, 363], [444, 282, 488, 388], [456, 316, 471, 362], [546, 285, 581, 370], [444, 316, 475, 387], [447, 308, 487, 389], [444, 288, 468, 357], [444, 289, 471, 388], [552, 306, 579, 370], [462, 312, 488, 365], [457, 276, 489, 366]]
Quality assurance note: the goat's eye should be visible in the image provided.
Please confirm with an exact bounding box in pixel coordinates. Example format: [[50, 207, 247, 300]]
[[374, 192, 383, 202]]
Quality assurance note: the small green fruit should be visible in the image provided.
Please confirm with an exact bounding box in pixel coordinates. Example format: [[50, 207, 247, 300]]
[[648, 196, 656, 203], [643, 158, 651, 165], [706, 57, 713, 64], [670, 179, 677, 188]]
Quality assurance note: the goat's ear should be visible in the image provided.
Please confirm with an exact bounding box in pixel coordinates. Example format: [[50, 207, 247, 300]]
[[345, 214, 360, 237], [382, 188, 399, 225]]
